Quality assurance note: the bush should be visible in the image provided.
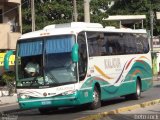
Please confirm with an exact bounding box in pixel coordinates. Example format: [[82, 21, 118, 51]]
[[2, 71, 15, 83], [1, 71, 16, 95], [0, 80, 6, 86]]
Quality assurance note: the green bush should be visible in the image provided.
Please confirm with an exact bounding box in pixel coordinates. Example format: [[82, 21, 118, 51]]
[[1, 71, 16, 95], [2, 71, 15, 83], [0, 79, 6, 86]]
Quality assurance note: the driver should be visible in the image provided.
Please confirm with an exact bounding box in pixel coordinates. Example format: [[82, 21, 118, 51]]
[[24, 58, 39, 77]]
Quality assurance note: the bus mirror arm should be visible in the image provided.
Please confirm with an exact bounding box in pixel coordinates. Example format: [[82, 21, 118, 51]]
[[72, 43, 79, 62]]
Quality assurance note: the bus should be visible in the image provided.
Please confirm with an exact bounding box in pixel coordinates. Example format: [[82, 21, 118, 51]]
[[14, 22, 152, 114]]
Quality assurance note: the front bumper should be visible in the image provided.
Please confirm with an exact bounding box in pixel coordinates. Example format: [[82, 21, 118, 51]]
[[18, 95, 79, 109]]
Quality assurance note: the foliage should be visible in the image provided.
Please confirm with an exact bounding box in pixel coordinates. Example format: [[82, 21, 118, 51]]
[[0, 76, 6, 86], [90, 0, 109, 23], [1, 71, 16, 95], [1, 71, 15, 83], [21, 0, 160, 35], [22, 0, 73, 33], [21, 0, 111, 33]]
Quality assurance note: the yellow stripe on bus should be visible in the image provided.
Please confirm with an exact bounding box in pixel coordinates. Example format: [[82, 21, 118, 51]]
[[94, 65, 113, 80]]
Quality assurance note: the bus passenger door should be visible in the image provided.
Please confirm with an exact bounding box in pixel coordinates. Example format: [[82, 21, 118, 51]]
[[77, 32, 88, 81]]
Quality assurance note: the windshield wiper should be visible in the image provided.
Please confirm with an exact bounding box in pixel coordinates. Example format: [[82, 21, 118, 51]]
[[47, 72, 59, 84]]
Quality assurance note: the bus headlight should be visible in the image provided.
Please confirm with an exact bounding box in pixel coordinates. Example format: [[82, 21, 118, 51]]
[[18, 94, 30, 99]]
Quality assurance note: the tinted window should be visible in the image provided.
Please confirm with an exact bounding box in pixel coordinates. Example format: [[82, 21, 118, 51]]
[[136, 34, 149, 53], [123, 34, 137, 54], [87, 32, 105, 56], [104, 33, 123, 55], [87, 32, 149, 57]]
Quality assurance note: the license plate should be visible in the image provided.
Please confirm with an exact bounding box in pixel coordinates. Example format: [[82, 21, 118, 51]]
[[41, 101, 52, 105]]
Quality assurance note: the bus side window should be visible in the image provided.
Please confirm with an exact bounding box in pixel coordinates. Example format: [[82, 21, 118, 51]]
[[104, 33, 123, 55], [104, 34, 113, 55], [124, 33, 132, 54], [97, 33, 106, 56], [118, 34, 125, 54], [141, 34, 149, 53], [87, 32, 103, 57], [136, 38, 144, 54]]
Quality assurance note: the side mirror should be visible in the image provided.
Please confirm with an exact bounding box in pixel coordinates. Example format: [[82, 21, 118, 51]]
[[4, 50, 14, 70], [72, 43, 79, 62]]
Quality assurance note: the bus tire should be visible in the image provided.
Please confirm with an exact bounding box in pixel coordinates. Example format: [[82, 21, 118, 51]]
[[132, 80, 141, 100], [89, 87, 101, 110], [125, 80, 141, 100]]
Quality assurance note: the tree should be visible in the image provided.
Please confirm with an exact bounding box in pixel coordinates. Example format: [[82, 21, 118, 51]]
[[22, 0, 73, 33], [90, 0, 110, 25], [21, 0, 160, 34], [22, 0, 111, 33]]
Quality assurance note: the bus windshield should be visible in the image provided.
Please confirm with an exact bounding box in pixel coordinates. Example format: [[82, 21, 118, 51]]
[[16, 35, 77, 88]]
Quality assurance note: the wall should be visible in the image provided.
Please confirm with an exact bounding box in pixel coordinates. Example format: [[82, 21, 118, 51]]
[[8, 32, 21, 49], [0, 24, 20, 49], [0, 24, 10, 49]]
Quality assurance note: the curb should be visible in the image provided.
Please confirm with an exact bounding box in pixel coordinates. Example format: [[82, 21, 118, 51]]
[[0, 102, 18, 108], [78, 99, 160, 120], [0, 95, 17, 106]]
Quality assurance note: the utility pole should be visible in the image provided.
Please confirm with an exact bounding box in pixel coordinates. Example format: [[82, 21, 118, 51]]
[[150, 0, 154, 52], [84, 0, 90, 23], [73, 0, 78, 22], [31, 0, 35, 31], [19, 3, 22, 33], [150, 10, 154, 51]]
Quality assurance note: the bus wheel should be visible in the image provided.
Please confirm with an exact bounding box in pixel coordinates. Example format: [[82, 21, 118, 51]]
[[132, 80, 141, 100], [89, 87, 101, 110], [125, 80, 141, 100]]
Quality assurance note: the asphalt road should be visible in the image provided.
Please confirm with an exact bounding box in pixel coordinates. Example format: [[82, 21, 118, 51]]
[[0, 81, 160, 120]]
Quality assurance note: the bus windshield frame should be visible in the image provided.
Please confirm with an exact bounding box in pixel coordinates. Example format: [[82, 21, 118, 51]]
[[16, 35, 78, 88]]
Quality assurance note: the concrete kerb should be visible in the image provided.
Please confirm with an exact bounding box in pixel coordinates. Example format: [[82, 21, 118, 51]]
[[78, 99, 160, 120], [0, 94, 17, 106]]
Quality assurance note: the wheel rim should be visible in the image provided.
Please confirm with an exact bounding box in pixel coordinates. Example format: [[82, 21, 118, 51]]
[[93, 90, 99, 104], [137, 82, 140, 96]]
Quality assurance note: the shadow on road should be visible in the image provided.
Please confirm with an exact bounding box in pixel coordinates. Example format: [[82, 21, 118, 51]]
[[154, 84, 160, 88], [2, 97, 138, 116]]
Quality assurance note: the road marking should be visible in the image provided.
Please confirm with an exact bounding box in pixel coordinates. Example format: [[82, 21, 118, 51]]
[[76, 99, 160, 120]]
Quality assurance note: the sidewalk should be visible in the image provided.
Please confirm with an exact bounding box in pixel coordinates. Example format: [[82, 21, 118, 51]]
[[0, 94, 17, 106]]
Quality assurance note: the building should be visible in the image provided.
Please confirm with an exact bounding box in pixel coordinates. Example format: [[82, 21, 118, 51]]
[[0, 0, 21, 50], [0, 0, 21, 77], [103, 15, 146, 29]]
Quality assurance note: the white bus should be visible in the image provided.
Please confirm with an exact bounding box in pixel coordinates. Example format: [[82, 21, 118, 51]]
[[14, 22, 152, 114]]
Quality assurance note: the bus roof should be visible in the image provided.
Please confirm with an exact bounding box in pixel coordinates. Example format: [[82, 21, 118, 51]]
[[19, 22, 147, 40]]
